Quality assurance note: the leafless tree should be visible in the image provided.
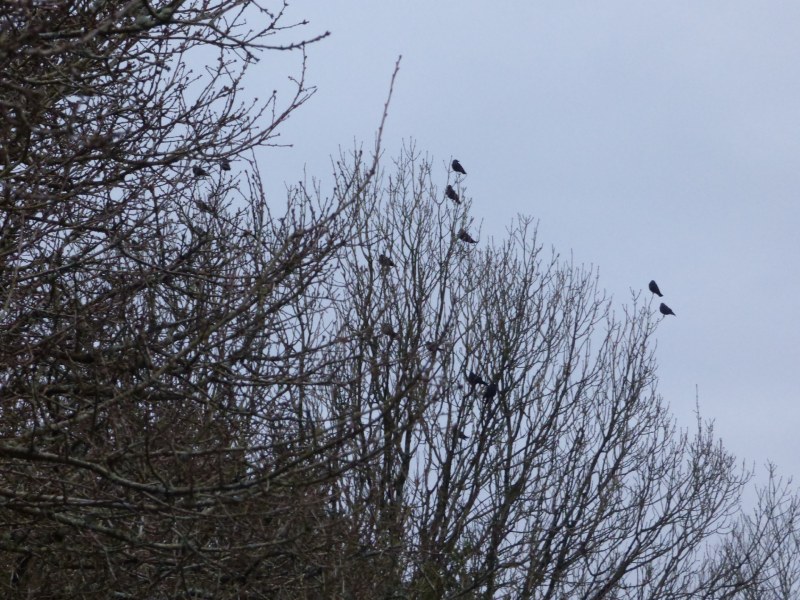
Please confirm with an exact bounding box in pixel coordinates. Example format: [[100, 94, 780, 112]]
[[1, 1, 380, 597], [314, 146, 800, 599], [2, 2, 798, 599]]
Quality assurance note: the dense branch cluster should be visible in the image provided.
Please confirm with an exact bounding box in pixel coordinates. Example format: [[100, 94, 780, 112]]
[[1, 2, 799, 599]]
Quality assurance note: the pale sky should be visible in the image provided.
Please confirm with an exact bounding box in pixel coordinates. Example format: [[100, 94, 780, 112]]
[[260, 2, 800, 481]]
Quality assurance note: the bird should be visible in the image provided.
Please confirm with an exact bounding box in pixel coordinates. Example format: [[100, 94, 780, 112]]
[[378, 254, 396, 268], [425, 341, 442, 353], [451, 159, 466, 175], [220, 159, 231, 171], [466, 371, 487, 387], [457, 229, 478, 244], [445, 185, 460, 204], [451, 426, 468, 441], [649, 280, 663, 297], [483, 382, 498, 401], [195, 199, 213, 213], [659, 303, 676, 317], [381, 323, 398, 339], [192, 165, 209, 177]]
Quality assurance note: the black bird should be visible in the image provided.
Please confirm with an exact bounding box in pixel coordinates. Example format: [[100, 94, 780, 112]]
[[659, 303, 676, 317], [445, 185, 460, 204], [451, 426, 468, 441], [378, 254, 396, 268], [649, 280, 663, 297], [381, 323, 398, 339], [457, 228, 478, 244], [483, 382, 498, 401], [220, 159, 231, 171], [452, 159, 466, 175], [467, 371, 487, 387], [425, 341, 442, 353], [195, 199, 213, 213], [192, 165, 209, 177]]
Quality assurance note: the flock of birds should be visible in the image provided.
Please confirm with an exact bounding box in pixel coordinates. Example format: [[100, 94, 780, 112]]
[[453, 159, 679, 321], [374, 159, 678, 406], [186, 157, 677, 439], [377, 159, 679, 413], [445, 159, 466, 200], [378, 159, 475, 278], [190, 158, 677, 403], [467, 369, 497, 401], [384, 157, 678, 320], [444, 159, 478, 244], [459, 279, 675, 408], [190, 157, 678, 326], [374, 159, 498, 402], [192, 160, 230, 177], [375, 160, 477, 338], [649, 280, 676, 318]]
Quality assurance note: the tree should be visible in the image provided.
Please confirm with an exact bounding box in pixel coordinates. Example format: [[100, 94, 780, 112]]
[[317, 146, 800, 599], [2, 2, 799, 599], [1, 1, 360, 597]]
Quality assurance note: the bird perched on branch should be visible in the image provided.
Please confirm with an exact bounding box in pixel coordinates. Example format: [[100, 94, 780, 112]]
[[192, 165, 209, 177], [445, 185, 460, 204], [381, 323, 398, 339], [452, 159, 466, 175], [457, 229, 478, 244], [195, 199, 213, 213], [483, 382, 498, 401], [451, 426, 468, 441], [220, 159, 231, 171], [467, 371, 487, 387], [425, 341, 442, 353], [659, 303, 676, 317], [378, 254, 396, 269], [649, 280, 663, 297]]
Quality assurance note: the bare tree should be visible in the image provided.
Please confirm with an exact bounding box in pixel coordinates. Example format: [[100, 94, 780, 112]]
[[303, 146, 800, 599], [0, 1, 379, 597], [2, 2, 798, 599]]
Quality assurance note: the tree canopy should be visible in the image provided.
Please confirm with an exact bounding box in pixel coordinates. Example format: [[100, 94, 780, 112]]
[[2, 2, 799, 598]]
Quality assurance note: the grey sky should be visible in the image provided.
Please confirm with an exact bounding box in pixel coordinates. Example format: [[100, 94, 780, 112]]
[[262, 2, 800, 479]]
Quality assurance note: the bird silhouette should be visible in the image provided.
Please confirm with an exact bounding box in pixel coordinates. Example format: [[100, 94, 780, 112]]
[[649, 280, 663, 297], [220, 159, 231, 171], [192, 165, 209, 177], [659, 303, 676, 317], [195, 199, 213, 213], [457, 229, 478, 244], [378, 254, 396, 268], [467, 371, 487, 387], [452, 159, 466, 175], [445, 185, 460, 204], [381, 323, 398, 339], [451, 426, 468, 441], [425, 341, 442, 353], [483, 382, 498, 401]]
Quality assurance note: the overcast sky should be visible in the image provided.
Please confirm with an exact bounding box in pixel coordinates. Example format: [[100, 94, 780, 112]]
[[259, 1, 800, 481]]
